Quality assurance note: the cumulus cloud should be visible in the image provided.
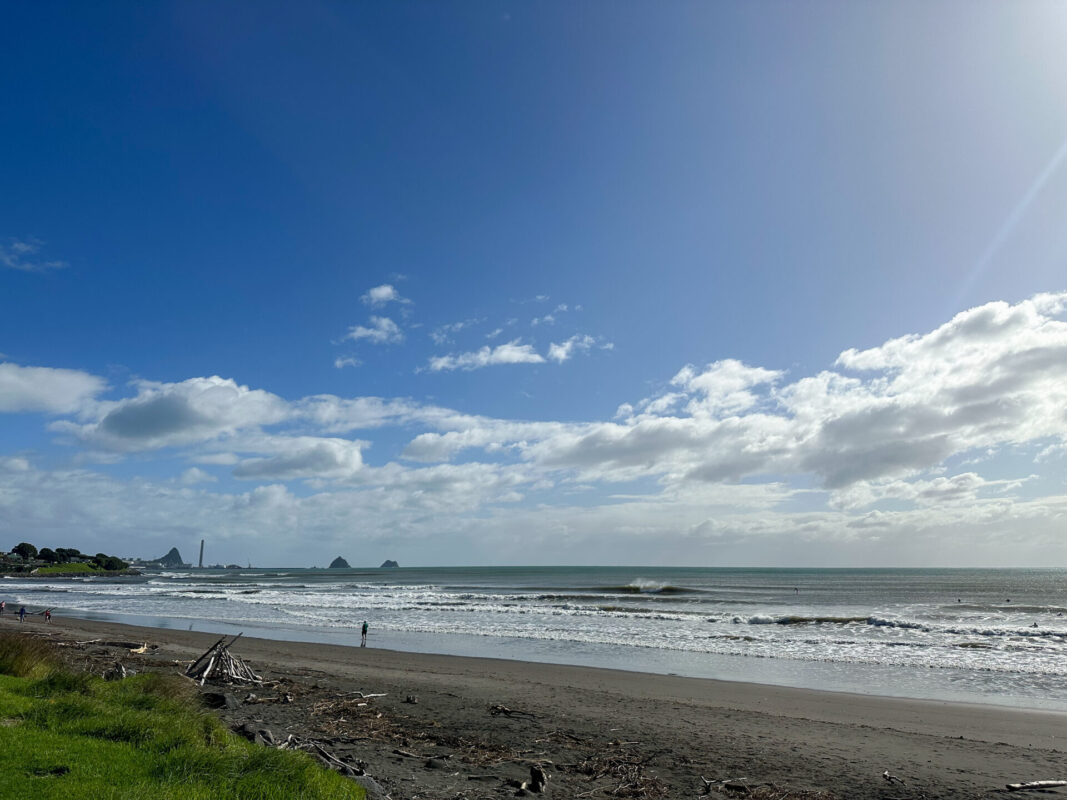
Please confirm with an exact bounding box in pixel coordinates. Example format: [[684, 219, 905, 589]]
[[670, 359, 782, 416], [233, 437, 366, 480], [0, 362, 106, 413], [53, 376, 290, 451], [360, 284, 409, 307], [344, 316, 403, 345], [787, 294, 1067, 487], [334, 356, 361, 369], [7, 292, 1067, 564], [427, 340, 545, 372], [419, 294, 1067, 496], [0, 238, 67, 272]]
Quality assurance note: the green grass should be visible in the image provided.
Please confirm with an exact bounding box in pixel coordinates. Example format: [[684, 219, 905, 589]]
[[0, 634, 365, 800], [32, 563, 102, 575]]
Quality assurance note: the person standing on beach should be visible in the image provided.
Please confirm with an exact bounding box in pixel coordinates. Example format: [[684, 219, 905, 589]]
[[18, 606, 26, 623], [44, 609, 51, 624], [361, 620, 368, 647], [0, 600, 5, 616]]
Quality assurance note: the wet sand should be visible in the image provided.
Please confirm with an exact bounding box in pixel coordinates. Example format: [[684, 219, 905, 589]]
[[9, 613, 1066, 799]]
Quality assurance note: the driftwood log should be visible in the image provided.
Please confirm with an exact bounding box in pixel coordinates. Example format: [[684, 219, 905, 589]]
[[882, 770, 906, 786], [186, 633, 262, 685]]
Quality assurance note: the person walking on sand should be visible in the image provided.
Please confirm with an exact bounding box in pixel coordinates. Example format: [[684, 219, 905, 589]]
[[0, 600, 5, 616], [361, 620, 368, 647], [18, 606, 26, 623], [44, 608, 51, 624]]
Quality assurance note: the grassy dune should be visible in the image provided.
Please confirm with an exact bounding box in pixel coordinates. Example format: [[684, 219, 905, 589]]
[[0, 634, 365, 800]]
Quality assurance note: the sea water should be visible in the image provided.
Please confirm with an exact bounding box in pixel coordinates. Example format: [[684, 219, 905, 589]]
[[5, 566, 1067, 711]]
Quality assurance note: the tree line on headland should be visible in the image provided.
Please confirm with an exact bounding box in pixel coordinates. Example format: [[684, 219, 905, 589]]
[[2, 541, 131, 574]]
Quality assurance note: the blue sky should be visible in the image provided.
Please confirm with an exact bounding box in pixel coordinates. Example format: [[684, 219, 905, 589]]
[[2, 2, 1067, 567]]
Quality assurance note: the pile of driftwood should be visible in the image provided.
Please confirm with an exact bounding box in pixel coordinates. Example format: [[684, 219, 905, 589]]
[[186, 633, 262, 686], [576, 750, 669, 798], [701, 780, 838, 800]]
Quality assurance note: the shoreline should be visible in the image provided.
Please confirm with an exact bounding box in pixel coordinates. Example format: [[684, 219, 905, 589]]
[[35, 603, 1067, 714], [6, 613, 1066, 798]]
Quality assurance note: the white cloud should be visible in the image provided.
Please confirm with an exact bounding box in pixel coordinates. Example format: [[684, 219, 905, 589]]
[[334, 356, 361, 369], [1036, 443, 1067, 462], [448, 294, 1067, 493], [670, 359, 782, 416], [52, 376, 290, 451], [643, 392, 686, 415], [0, 456, 31, 472], [547, 334, 597, 363], [6, 452, 1062, 566], [402, 419, 568, 462], [531, 314, 555, 326], [6, 292, 1067, 565], [360, 284, 409, 307], [427, 340, 545, 372], [296, 394, 420, 432], [0, 362, 106, 414], [343, 316, 403, 345], [0, 238, 67, 272], [180, 467, 217, 485], [233, 437, 366, 480], [828, 472, 1028, 510]]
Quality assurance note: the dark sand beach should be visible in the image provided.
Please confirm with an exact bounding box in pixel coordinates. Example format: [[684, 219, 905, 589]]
[[8, 613, 1066, 799]]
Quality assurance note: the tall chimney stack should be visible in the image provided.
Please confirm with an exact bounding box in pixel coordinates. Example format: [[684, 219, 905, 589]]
[[199, 539, 204, 569]]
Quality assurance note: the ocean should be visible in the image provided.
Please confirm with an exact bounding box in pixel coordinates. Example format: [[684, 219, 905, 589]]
[[5, 566, 1067, 711]]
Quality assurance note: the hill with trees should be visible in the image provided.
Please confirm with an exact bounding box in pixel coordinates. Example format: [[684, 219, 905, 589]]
[[1, 543, 132, 575]]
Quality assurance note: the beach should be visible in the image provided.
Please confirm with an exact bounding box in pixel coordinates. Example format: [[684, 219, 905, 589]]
[[9, 566, 1067, 711], [9, 612, 1066, 799]]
